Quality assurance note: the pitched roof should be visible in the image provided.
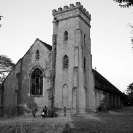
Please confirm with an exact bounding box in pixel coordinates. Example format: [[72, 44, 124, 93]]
[[92, 69, 122, 95], [36, 38, 52, 50], [0, 39, 52, 86]]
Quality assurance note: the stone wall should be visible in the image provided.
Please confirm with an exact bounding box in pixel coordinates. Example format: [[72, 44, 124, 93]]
[[20, 39, 51, 115], [2, 60, 21, 116], [95, 89, 121, 110], [1, 39, 51, 116], [53, 2, 94, 114]]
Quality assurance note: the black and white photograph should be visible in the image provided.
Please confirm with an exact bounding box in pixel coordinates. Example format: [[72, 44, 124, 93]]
[[0, 0, 133, 132]]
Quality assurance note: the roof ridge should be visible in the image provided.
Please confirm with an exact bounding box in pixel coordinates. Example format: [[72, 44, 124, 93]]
[[92, 69, 122, 94], [36, 38, 52, 50]]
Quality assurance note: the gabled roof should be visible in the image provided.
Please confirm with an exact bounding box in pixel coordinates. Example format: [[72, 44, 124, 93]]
[[36, 38, 52, 50], [0, 38, 52, 86], [92, 69, 122, 95]]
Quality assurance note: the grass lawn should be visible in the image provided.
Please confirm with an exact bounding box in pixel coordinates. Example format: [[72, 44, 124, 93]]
[[0, 106, 133, 133]]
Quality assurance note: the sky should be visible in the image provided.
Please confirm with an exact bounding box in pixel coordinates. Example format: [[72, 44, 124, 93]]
[[0, 0, 133, 93]]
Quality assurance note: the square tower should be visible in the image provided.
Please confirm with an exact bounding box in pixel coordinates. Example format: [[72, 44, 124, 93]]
[[52, 2, 94, 114]]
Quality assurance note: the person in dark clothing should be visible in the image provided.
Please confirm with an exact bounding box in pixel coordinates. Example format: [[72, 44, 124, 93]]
[[32, 107, 38, 118], [43, 106, 47, 118], [63, 107, 66, 116]]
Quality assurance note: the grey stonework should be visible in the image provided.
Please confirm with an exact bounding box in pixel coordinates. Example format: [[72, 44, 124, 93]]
[[0, 2, 122, 117]]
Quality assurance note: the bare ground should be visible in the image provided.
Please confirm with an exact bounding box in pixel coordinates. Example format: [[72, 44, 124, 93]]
[[0, 106, 133, 133]]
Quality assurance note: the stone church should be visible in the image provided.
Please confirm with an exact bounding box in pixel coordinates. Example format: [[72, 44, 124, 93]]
[[0, 2, 122, 117]]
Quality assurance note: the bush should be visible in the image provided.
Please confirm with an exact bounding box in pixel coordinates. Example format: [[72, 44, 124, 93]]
[[97, 97, 108, 112], [47, 107, 58, 118]]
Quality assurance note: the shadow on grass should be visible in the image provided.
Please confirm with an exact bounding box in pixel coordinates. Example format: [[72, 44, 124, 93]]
[[61, 115, 103, 133], [62, 123, 74, 133]]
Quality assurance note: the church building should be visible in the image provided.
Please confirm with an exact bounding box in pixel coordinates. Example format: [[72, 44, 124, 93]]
[[0, 2, 122, 117]]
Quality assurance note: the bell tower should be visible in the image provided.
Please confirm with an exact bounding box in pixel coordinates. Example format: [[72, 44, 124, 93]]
[[52, 2, 94, 114]]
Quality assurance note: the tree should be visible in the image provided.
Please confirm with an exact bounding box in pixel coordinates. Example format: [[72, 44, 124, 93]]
[[126, 83, 133, 105], [0, 16, 3, 20], [127, 83, 133, 95], [113, 0, 133, 8], [0, 16, 3, 27], [113, 1, 133, 47], [0, 55, 15, 83]]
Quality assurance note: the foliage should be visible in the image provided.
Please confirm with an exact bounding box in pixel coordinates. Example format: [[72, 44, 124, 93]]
[[121, 93, 129, 105], [127, 94, 133, 105], [129, 24, 133, 47], [0, 16, 3, 27], [125, 83, 133, 105], [47, 107, 58, 117], [127, 83, 133, 95], [114, 0, 133, 8], [0, 55, 15, 83], [113, 1, 133, 46], [97, 95, 108, 112]]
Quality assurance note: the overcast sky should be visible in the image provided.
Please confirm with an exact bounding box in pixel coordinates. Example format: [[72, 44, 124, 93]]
[[0, 0, 133, 93]]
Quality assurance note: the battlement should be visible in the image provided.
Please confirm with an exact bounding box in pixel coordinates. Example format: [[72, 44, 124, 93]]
[[52, 2, 91, 20]]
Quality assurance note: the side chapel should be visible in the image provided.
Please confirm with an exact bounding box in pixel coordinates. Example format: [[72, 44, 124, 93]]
[[0, 2, 122, 117]]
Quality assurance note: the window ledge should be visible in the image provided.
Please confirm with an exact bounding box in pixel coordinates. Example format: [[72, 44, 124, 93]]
[[30, 94, 43, 97]]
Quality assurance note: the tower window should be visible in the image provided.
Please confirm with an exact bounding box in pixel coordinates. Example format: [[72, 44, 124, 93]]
[[31, 68, 43, 96], [36, 50, 39, 60], [64, 31, 68, 41], [84, 34, 86, 44], [84, 57, 86, 71], [63, 55, 69, 69]]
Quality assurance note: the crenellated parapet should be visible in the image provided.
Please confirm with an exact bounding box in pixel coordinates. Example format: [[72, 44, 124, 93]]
[[52, 2, 91, 20]]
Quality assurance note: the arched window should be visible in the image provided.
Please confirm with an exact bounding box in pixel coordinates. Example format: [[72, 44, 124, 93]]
[[31, 68, 43, 96], [62, 84, 68, 107], [64, 31, 68, 41], [36, 50, 39, 60], [63, 55, 69, 70]]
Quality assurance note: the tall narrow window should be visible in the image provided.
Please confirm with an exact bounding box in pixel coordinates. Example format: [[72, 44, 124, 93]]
[[36, 50, 39, 60], [63, 55, 69, 70], [84, 58, 86, 71], [64, 31, 68, 41], [31, 68, 43, 96], [62, 84, 68, 107], [84, 34, 86, 44]]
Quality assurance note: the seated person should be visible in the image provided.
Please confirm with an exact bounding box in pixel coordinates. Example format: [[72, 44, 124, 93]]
[[41, 106, 47, 118]]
